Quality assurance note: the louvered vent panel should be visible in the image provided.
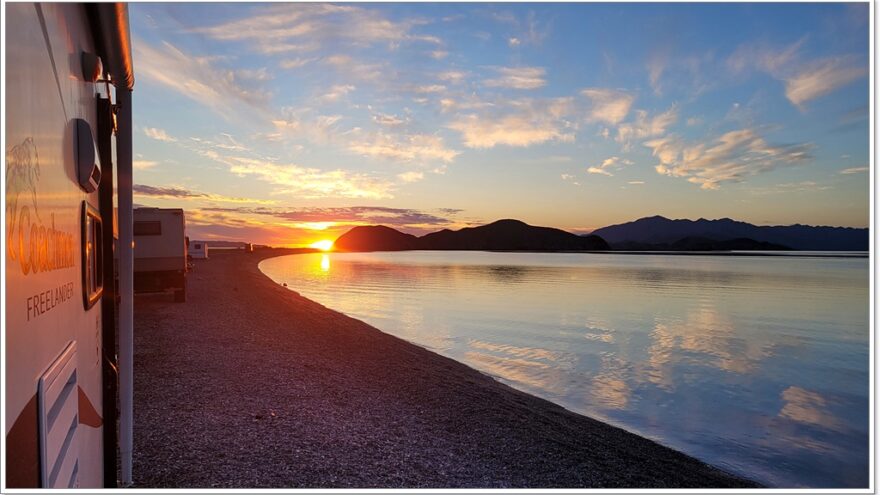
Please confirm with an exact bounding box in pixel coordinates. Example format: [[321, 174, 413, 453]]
[[39, 341, 80, 488]]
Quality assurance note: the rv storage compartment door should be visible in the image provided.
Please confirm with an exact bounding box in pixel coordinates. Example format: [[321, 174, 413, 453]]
[[38, 341, 80, 488]]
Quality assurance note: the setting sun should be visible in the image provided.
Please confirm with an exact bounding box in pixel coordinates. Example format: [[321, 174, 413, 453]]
[[310, 240, 334, 251]]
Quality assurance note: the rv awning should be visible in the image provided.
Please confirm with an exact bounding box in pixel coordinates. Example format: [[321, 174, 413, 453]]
[[88, 3, 134, 90]]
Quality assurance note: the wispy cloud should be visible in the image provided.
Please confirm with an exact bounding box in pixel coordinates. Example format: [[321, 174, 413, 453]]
[[616, 105, 678, 146], [448, 97, 575, 148], [203, 205, 466, 233], [135, 39, 271, 119], [279, 57, 317, 70], [840, 166, 868, 175], [484, 66, 547, 90], [320, 84, 356, 103], [347, 131, 459, 164], [784, 57, 866, 108], [582, 88, 635, 125], [750, 181, 831, 195], [728, 38, 866, 108], [144, 127, 177, 142], [226, 157, 395, 199], [133, 160, 159, 170], [437, 70, 468, 84], [398, 171, 425, 183], [648, 128, 813, 189], [561, 173, 581, 186], [587, 156, 633, 177], [191, 3, 440, 53], [372, 112, 408, 126], [133, 184, 277, 204]]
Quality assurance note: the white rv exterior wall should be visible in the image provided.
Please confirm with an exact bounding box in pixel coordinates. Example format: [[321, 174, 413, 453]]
[[5, 3, 106, 487]]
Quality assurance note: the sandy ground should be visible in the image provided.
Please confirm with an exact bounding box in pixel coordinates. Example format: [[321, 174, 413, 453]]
[[132, 249, 759, 488]]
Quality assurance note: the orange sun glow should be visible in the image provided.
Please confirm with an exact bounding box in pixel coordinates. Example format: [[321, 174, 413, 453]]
[[310, 240, 334, 251]]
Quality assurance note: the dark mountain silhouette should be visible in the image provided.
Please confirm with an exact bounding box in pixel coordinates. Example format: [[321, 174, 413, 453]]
[[613, 236, 791, 251], [420, 219, 610, 251], [333, 225, 420, 251], [591, 215, 868, 251], [334, 219, 610, 252]]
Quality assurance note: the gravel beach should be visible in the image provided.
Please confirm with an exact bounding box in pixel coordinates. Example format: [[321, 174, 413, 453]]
[[132, 249, 759, 488]]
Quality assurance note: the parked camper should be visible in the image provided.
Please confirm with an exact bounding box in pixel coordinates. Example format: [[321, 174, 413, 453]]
[[188, 241, 209, 259], [133, 208, 188, 302], [5, 3, 135, 488]]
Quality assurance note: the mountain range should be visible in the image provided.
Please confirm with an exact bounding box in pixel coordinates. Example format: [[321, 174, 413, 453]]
[[332, 215, 868, 253], [591, 216, 868, 251], [334, 219, 610, 252]]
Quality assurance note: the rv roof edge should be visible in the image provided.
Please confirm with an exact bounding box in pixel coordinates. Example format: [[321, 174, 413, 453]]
[[88, 3, 134, 90]]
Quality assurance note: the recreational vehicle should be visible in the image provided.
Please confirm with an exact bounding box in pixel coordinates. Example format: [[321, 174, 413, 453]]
[[188, 240, 209, 259], [133, 208, 188, 302], [5, 3, 136, 488]]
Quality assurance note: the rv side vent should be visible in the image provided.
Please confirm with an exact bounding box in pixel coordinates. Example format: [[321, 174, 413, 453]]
[[38, 341, 80, 488]]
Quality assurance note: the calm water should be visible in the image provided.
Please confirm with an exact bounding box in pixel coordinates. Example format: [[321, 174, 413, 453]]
[[259, 251, 869, 488]]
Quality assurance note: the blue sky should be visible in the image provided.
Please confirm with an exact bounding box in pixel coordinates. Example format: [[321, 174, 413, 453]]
[[129, 2, 869, 246]]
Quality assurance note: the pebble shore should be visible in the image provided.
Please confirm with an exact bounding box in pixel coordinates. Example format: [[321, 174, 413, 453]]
[[132, 248, 759, 488]]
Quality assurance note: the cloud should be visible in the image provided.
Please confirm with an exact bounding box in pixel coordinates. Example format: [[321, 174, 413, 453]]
[[616, 105, 678, 146], [177, 132, 397, 199], [448, 97, 576, 148], [412, 84, 447, 94], [134, 39, 271, 119], [727, 38, 866, 108], [398, 171, 424, 183], [581, 88, 635, 125], [587, 156, 634, 177], [203, 205, 465, 233], [646, 49, 669, 94], [322, 54, 386, 82], [647, 128, 813, 190], [587, 167, 612, 176], [191, 3, 440, 53], [279, 57, 317, 70], [840, 166, 868, 175], [628, 180, 645, 185], [372, 112, 407, 126], [133, 184, 276, 204], [784, 57, 866, 108], [144, 127, 177, 142], [727, 37, 805, 76], [347, 132, 459, 163], [437, 71, 468, 84], [320, 84, 356, 102], [484, 66, 546, 90], [750, 181, 831, 195], [225, 157, 395, 199], [430, 50, 449, 60], [133, 160, 158, 170]]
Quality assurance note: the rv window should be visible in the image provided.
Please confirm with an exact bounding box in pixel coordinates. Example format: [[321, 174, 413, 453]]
[[134, 220, 161, 236], [194, 243, 202, 249], [82, 203, 104, 309]]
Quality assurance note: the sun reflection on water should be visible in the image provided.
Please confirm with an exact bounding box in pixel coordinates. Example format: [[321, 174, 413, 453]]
[[320, 254, 330, 272]]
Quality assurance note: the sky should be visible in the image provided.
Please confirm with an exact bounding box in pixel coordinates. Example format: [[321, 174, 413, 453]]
[[129, 2, 870, 247]]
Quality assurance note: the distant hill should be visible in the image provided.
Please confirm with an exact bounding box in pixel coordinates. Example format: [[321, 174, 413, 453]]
[[333, 225, 420, 251], [591, 216, 868, 251], [334, 219, 611, 252], [613, 236, 791, 251]]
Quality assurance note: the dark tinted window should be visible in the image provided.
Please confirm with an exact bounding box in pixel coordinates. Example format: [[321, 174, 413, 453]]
[[134, 221, 161, 236]]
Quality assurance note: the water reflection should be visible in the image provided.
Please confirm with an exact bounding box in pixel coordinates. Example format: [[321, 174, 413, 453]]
[[259, 251, 869, 488], [778, 386, 841, 431]]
